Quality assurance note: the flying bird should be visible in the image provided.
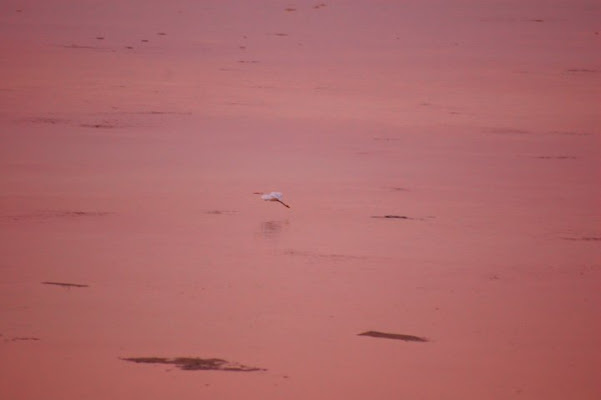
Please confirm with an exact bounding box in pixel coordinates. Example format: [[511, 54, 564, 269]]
[[254, 191, 291, 208]]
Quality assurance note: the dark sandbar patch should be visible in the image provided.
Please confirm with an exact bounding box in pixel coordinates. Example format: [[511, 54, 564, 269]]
[[547, 131, 593, 136], [27, 117, 65, 124], [284, 249, 367, 261], [535, 156, 577, 160], [57, 44, 114, 53], [223, 101, 261, 106], [359, 331, 428, 342], [371, 215, 411, 219], [19, 116, 128, 129], [60, 44, 97, 49], [58, 211, 110, 217], [79, 122, 119, 129], [123, 110, 191, 115], [205, 210, 238, 215], [42, 281, 89, 288], [9, 337, 41, 342], [3, 210, 111, 222], [562, 237, 601, 242], [121, 357, 265, 372], [565, 68, 598, 73], [487, 127, 531, 135]]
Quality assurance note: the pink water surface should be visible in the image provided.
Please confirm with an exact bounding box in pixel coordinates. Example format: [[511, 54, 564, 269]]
[[1, 1, 600, 399]]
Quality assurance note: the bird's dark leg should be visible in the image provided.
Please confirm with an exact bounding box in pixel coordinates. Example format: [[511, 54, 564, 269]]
[[276, 199, 291, 208]]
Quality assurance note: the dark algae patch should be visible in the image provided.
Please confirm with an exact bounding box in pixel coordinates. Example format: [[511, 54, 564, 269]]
[[42, 281, 89, 288], [359, 331, 429, 342], [121, 357, 266, 372]]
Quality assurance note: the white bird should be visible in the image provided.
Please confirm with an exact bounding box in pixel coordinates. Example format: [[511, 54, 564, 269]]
[[254, 191, 291, 208]]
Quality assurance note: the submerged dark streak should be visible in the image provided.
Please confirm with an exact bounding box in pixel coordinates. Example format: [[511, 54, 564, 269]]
[[371, 215, 411, 219], [42, 281, 89, 288], [359, 331, 429, 342]]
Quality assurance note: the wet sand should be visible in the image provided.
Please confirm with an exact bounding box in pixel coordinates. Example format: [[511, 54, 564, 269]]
[[1, 1, 600, 399]]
